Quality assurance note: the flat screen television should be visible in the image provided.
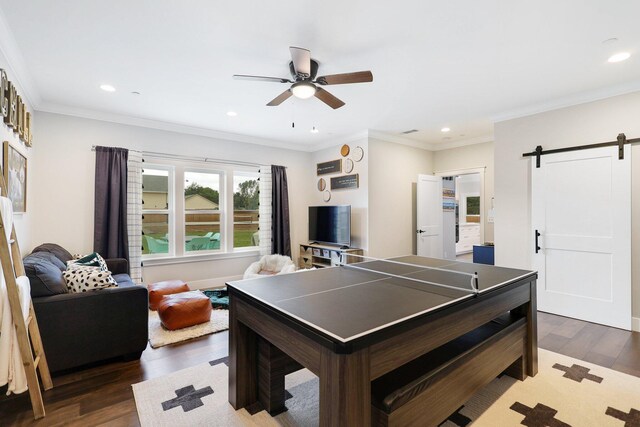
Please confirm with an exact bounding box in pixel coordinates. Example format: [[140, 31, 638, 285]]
[[308, 205, 351, 247]]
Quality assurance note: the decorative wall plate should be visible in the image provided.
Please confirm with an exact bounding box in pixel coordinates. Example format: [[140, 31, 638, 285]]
[[344, 158, 354, 173], [352, 145, 364, 162], [323, 190, 331, 202], [317, 178, 326, 191], [340, 144, 350, 157]]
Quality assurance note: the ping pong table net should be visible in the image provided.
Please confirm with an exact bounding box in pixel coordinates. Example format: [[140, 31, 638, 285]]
[[338, 254, 479, 295]]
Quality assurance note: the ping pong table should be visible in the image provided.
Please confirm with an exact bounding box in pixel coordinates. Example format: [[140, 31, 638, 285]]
[[227, 255, 537, 426]]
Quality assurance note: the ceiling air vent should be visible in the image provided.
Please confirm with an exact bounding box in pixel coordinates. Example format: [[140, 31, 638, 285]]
[[401, 129, 418, 134]]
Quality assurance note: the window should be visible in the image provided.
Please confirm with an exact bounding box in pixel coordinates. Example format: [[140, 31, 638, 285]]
[[185, 170, 222, 253], [142, 162, 260, 261], [466, 196, 480, 216], [142, 167, 173, 256], [233, 172, 260, 248]]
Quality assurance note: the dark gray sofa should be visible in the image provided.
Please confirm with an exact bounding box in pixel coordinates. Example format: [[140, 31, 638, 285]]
[[24, 243, 148, 373]]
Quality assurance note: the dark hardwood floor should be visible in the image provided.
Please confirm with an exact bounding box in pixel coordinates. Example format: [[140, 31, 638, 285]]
[[0, 311, 638, 426]]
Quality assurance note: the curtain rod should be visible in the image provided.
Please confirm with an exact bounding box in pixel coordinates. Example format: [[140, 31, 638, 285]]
[[90, 145, 280, 168]]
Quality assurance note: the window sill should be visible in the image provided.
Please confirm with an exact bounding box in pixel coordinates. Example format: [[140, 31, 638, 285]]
[[142, 250, 259, 267]]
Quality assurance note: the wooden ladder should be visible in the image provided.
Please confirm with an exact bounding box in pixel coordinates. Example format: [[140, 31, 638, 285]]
[[0, 170, 52, 419]]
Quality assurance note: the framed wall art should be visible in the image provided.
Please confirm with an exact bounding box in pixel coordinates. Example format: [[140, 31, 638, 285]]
[[3, 141, 27, 213]]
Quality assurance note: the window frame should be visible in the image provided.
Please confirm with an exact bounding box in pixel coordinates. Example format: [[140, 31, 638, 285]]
[[183, 168, 225, 256], [232, 170, 261, 252], [142, 161, 260, 264], [141, 164, 175, 259]]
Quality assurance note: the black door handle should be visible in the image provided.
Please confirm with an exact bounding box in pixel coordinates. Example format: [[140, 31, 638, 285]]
[[535, 230, 541, 253], [417, 229, 425, 234]]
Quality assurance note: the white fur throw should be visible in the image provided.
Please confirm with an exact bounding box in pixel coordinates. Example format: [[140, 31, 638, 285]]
[[243, 255, 296, 280]]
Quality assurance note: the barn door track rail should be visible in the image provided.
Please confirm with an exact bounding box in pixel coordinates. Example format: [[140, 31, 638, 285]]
[[523, 133, 640, 168]]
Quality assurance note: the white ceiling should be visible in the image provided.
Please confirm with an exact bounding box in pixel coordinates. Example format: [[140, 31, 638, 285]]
[[1, 1, 640, 150]]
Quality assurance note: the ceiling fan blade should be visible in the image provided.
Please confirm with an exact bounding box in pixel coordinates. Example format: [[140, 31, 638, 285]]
[[289, 46, 311, 77], [315, 71, 373, 85], [267, 89, 293, 106], [314, 87, 345, 109], [233, 74, 292, 83]]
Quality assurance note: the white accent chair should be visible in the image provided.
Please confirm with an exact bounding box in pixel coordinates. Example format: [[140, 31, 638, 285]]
[[243, 254, 296, 280]]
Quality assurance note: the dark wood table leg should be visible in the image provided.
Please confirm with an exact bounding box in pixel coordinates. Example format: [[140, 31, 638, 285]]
[[319, 347, 370, 427], [527, 279, 539, 376], [513, 279, 538, 377], [229, 297, 258, 409], [258, 337, 292, 415]]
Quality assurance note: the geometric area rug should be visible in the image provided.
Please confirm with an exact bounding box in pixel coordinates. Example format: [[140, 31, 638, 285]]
[[132, 349, 640, 426]]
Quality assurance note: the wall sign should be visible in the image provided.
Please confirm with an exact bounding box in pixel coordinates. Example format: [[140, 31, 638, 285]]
[[331, 174, 359, 190], [1, 68, 32, 147], [317, 159, 342, 175]]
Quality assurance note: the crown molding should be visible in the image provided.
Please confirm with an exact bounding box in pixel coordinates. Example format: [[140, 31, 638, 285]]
[[35, 102, 320, 152], [491, 80, 640, 123], [428, 134, 494, 151], [368, 130, 435, 150], [368, 130, 494, 152], [0, 7, 41, 107], [309, 130, 370, 152]]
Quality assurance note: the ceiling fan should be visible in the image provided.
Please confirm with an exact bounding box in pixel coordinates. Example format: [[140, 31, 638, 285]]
[[233, 47, 373, 109]]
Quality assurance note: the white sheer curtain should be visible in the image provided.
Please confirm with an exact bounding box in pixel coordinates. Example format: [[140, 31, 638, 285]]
[[127, 151, 143, 284], [258, 166, 273, 256]]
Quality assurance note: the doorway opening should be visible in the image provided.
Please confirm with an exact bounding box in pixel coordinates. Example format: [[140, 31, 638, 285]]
[[436, 168, 485, 262]]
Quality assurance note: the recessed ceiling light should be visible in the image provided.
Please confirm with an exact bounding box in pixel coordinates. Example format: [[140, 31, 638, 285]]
[[441, 127, 450, 133], [310, 127, 319, 133], [100, 84, 116, 92], [227, 111, 237, 117], [608, 52, 631, 63]]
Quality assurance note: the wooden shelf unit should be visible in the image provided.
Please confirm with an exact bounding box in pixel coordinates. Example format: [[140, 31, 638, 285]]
[[299, 243, 363, 269]]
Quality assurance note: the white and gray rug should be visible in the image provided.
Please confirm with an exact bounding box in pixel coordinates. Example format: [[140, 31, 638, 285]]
[[132, 349, 640, 426], [148, 309, 229, 349]]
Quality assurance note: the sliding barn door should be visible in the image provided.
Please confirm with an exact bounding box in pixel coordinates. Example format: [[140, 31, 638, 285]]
[[532, 145, 631, 330]]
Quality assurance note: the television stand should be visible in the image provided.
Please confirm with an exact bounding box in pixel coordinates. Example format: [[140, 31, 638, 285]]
[[299, 243, 363, 269]]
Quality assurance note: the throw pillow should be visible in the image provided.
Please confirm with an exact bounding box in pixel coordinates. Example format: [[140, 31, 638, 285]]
[[67, 252, 108, 271], [63, 265, 117, 293], [23, 253, 68, 297]]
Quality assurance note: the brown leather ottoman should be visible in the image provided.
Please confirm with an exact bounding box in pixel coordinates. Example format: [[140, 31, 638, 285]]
[[148, 280, 190, 310], [157, 291, 212, 331]]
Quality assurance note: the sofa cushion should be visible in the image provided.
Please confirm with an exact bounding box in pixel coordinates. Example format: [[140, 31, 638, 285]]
[[23, 253, 68, 297], [31, 243, 74, 263], [112, 273, 134, 286]]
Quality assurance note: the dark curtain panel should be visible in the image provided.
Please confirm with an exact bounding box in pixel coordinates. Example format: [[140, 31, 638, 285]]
[[94, 146, 130, 261], [271, 165, 291, 257]]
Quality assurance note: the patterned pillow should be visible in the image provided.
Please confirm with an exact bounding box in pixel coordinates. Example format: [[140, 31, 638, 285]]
[[67, 252, 108, 271], [63, 265, 117, 293]]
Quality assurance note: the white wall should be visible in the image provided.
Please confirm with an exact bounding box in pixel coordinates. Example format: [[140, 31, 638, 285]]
[[310, 139, 368, 251], [494, 91, 640, 320], [0, 49, 33, 253], [433, 141, 494, 241], [31, 112, 311, 286], [368, 138, 433, 258]]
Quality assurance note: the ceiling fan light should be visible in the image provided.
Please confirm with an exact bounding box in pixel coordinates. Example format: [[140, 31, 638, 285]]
[[291, 81, 317, 99]]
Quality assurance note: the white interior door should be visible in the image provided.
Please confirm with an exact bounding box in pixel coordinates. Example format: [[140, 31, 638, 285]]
[[532, 145, 631, 330], [417, 174, 443, 258]]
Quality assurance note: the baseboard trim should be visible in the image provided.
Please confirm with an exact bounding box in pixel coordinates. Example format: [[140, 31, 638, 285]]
[[633, 317, 640, 332], [183, 275, 243, 290]]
